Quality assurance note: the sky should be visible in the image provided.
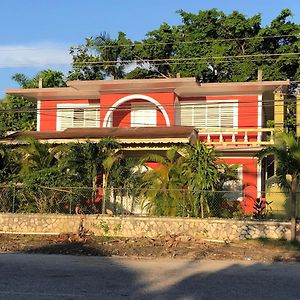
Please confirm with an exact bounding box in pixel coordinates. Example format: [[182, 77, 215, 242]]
[[0, 0, 299, 97]]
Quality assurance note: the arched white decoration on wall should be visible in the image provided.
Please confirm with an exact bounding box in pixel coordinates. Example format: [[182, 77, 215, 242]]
[[102, 94, 170, 127]]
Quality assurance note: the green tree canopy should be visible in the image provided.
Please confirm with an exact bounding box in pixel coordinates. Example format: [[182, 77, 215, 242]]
[[0, 69, 67, 133], [69, 8, 300, 82]]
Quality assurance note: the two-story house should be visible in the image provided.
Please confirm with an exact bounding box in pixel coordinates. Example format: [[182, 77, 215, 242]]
[[5, 77, 290, 213]]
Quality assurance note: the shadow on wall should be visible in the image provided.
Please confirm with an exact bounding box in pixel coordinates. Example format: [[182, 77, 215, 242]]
[[265, 179, 300, 219]]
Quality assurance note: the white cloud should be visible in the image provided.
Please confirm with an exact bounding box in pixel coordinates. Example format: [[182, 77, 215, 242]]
[[0, 42, 72, 68]]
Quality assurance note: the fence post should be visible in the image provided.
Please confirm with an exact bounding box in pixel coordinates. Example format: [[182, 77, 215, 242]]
[[12, 185, 16, 213], [102, 187, 106, 216], [69, 197, 72, 214]]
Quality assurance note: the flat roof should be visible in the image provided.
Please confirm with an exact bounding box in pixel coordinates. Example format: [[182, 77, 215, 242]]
[[6, 77, 290, 100]]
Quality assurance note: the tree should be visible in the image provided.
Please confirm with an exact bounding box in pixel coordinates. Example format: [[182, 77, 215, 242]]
[[0, 69, 67, 134], [257, 132, 300, 241], [69, 9, 300, 82], [139, 147, 186, 216], [182, 142, 222, 218], [18, 138, 60, 175], [61, 139, 121, 211], [0, 144, 20, 183], [68, 32, 133, 80], [12, 69, 66, 88]]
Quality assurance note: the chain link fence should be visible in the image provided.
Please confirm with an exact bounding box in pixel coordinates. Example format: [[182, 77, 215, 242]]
[[0, 185, 293, 220]]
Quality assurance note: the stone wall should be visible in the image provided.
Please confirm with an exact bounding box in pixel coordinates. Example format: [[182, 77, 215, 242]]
[[0, 213, 296, 241]]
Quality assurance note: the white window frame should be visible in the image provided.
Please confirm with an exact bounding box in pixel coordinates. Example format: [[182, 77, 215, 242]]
[[56, 103, 100, 131], [223, 166, 243, 201], [130, 102, 157, 127], [179, 100, 238, 129]]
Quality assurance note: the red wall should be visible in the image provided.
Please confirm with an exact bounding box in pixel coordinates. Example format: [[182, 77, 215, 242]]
[[100, 93, 175, 128], [39, 93, 258, 131], [39, 99, 99, 131], [221, 157, 258, 214], [180, 95, 258, 128]]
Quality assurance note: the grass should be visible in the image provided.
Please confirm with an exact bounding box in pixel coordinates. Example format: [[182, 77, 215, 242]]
[[251, 237, 300, 251]]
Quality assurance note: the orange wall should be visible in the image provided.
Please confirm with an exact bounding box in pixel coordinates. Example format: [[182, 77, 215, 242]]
[[221, 157, 258, 213], [39, 99, 100, 131], [100, 92, 175, 127], [180, 95, 258, 128], [39, 94, 258, 131]]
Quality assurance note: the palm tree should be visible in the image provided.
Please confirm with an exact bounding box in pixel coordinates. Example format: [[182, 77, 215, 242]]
[[19, 138, 59, 175], [182, 142, 221, 218], [139, 147, 186, 216], [257, 132, 300, 241], [62, 138, 121, 211]]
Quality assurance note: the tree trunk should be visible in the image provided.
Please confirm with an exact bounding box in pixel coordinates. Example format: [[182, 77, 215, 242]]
[[290, 177, 298, 242]]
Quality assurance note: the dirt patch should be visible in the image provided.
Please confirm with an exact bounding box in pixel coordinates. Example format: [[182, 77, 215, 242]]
[[0, 233, 300, 262]]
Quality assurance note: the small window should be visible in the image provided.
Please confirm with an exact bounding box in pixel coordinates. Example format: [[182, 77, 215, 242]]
[[131, 103, 157, 127], [57, 104, 100, 131]]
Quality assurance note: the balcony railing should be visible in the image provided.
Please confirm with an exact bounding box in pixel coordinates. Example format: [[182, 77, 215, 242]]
[[197, 128, 274, 146]]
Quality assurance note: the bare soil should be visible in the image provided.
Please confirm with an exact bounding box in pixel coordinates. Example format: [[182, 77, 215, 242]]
[[1, 233, 300, 262]]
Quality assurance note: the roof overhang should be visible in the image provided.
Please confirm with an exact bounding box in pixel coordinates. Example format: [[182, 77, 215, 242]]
[[1, 126, 198, 146], [6, 77, 197, 100], [6, 77, 290, 101], [175, 80, 290, 97]]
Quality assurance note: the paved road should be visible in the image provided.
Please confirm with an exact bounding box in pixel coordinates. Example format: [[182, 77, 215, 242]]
[[0, 254, 300, 299]]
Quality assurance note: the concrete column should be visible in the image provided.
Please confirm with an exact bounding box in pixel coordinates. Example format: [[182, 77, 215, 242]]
[[274, 88, 284, 132]]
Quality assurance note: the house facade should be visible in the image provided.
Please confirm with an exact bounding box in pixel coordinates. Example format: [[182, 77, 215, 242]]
[[6, 77, 290, 213]]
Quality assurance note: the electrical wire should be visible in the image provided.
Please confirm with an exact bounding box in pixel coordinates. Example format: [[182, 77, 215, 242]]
[[0, 34, 298, 52]]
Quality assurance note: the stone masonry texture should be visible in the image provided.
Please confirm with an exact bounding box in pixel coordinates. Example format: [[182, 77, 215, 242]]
[[0, 213, 297, 241]]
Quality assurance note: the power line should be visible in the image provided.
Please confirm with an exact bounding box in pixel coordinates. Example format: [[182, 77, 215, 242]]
[[0, 99, 295, 114], [0, 51, 298, 69], [0, 34, 297, 53], [69, 52, 300, 65]]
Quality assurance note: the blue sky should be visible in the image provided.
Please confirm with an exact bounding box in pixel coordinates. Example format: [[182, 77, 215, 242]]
[[0, 0, 299, 97]]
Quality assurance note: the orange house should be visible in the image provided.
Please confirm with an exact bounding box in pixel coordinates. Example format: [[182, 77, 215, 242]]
[[5, 77, 289, 213]]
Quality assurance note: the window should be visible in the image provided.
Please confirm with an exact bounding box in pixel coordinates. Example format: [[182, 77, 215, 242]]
[[223, 166, 243, 201], [57, 104, 100, 131], [131, 103, 157, 127], [180, 101, 238, 129]]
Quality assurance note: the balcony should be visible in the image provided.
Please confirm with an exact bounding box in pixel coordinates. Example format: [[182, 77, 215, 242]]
[[197, 128, 274, 147]]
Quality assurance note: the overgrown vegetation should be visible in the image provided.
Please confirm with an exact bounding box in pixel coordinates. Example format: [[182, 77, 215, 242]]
[[0, 139, 241, 217]]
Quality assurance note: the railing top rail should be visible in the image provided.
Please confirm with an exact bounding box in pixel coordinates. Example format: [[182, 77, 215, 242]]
[[197, 128, 274, 133]]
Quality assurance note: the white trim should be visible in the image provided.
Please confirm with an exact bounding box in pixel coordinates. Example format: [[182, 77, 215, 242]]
[[37, 100, 41, 131], [103, 94, 170, 128], [257, 162, 262, 198], [258, 95, 262, 128]]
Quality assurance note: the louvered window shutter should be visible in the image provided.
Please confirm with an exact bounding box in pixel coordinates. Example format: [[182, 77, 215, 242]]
[[57, 104, 100, 131], [57, 108, 73, 131], [206, 104, 220, 128], [180, 101, 237, 129], [73, 108, 84, 127], [180, 103, 193, 126], [220, 103, 234, 128], [193, 104, 206, 128], [84, 106, 100, 127]]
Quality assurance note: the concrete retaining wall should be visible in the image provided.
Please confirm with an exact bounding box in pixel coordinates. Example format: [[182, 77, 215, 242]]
[[0, 213, 295, 241]]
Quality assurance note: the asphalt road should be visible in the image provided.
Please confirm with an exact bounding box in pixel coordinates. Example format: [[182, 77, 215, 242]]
[[0, 254, 300, 299]]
